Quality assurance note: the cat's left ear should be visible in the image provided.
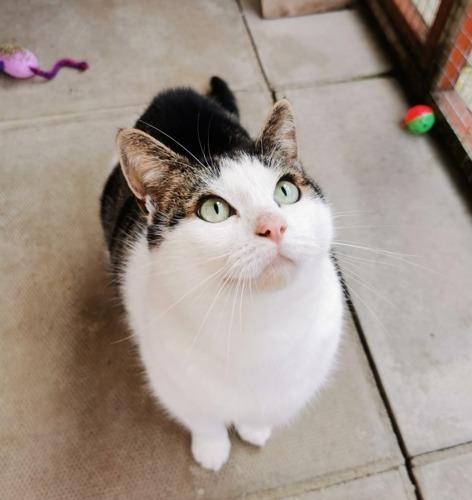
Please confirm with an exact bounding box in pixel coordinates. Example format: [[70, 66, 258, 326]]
[[255, 99, 298, 164]]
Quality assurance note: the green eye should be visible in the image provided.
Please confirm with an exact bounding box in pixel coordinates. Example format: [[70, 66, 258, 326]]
[[198, 197, 231, 223], [274, 179, 300, 205]]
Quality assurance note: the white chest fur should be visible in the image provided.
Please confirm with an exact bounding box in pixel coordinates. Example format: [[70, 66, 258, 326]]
[[123, 235, 343, 461]]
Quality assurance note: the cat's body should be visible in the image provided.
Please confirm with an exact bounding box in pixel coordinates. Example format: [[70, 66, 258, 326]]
[[101, 77, 344, 471]]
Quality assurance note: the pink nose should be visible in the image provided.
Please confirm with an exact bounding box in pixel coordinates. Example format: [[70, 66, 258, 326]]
[[255, 213, 287, 244]]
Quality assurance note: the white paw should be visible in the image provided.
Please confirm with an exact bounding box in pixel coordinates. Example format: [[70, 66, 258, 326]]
[[191, 433, 231, 472], [236, 424, 272, 447]]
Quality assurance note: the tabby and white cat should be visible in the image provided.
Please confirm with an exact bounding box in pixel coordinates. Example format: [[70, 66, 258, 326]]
[[100, 77, 344, 471]]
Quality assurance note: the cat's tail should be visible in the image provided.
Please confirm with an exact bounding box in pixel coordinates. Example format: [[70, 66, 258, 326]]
[[209, 76, 239, 119]]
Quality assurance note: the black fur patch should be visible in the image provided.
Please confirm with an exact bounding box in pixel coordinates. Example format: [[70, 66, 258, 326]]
[[136, 81, 251, 163]]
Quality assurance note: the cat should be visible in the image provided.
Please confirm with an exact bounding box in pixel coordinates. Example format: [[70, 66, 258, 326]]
[[100, 76, 344, 471]]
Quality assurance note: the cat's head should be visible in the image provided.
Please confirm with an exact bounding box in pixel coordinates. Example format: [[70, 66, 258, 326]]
[[117, 100, 333, 291]]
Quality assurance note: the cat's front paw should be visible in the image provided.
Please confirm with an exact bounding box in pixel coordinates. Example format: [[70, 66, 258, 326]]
[[236, 424, 272, 447], [191, 433, 231, 472]]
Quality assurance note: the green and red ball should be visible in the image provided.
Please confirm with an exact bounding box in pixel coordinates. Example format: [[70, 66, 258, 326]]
[[404, 105, 435, 134]]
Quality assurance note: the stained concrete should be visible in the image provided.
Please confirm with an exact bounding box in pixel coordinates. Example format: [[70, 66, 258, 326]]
[[241, 0, 391, 90], [413, 444, 472, 500], [283, 467, 415, 500], [0, 0, 266, 121]]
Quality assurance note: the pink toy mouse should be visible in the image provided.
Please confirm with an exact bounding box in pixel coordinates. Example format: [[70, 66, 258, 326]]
[[0, 44, 88, 79]]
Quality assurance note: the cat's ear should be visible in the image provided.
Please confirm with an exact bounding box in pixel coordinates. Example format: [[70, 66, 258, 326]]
[[255, 99, 298, 163], [116, 128, 189, 210]]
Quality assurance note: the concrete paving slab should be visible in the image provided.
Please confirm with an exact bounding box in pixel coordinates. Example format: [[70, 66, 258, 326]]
[[283, 467, 415, 500], [413, 444, 472, 499], [281, 79, 472, 456], [0, 93, 401, 499], [235, 90, 274, 137], [241, 0, 391, 90], [0, 0, 266, 121]]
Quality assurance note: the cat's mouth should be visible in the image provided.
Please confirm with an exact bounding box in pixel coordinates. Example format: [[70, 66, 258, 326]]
[[252, 251, 297, 290], [264, 253, 293, 271], [223, 246, 297, 290]]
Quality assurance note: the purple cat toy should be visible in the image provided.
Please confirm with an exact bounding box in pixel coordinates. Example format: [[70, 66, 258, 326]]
[[0, 44, 88, 80]]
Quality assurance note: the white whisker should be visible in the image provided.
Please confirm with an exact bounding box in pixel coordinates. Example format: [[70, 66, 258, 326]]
[[340, 275, 392, 336], [238, 266, 248, 337], [339, 264, 397, 310], [333, 251, 406, 270], [227, 266, 245, 376], [332, 210, 374, 219], [109, 331, 137, 345], [185, 274, 236, 365], [197, 110, 209, 168], [139, 264, 229, 335], [212, 270, 237, 353], [335, 224, 403, 230], [206, 114, 214, 170], [333, 240, 419, 258], [146, 252, 232, 279], [139, 120, 207, 170], [333, 241, 443, 275]]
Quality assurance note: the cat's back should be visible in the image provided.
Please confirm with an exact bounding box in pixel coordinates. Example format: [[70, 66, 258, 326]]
[[135, 86, 252, 162]]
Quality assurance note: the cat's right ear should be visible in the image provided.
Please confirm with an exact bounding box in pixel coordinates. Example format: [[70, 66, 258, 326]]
[[116, 128, 188, 213], [255, 99, 298, 164]]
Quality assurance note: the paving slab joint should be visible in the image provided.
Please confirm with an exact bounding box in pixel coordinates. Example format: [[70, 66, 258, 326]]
[[236, 0, 277, 102], [337, 264, 423, 500], [243, 462, 410, 499], [273, 69, 395, 94], [412, 441, 472, 467]]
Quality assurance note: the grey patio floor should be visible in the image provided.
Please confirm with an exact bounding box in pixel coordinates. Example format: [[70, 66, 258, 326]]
[[1, 0, 471, 498]]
